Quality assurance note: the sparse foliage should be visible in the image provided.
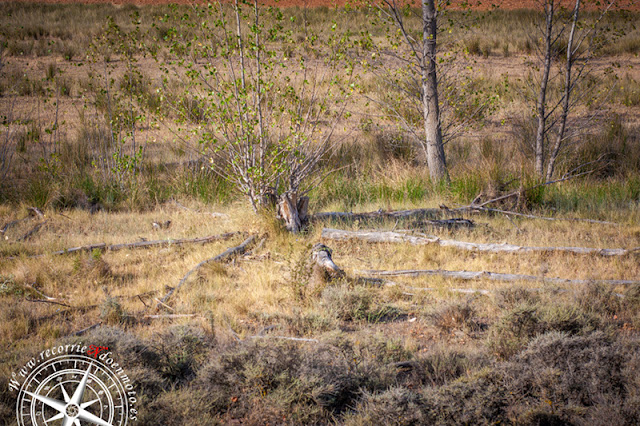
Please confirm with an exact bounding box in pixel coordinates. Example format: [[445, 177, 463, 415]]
[[157, 1, 354, 230]]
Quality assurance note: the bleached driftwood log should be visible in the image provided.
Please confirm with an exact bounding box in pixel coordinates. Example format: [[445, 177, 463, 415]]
[[360, 269, 640, 286], [6, 232, 241, 259], [322, 228, 639, 256], [156, 235, 257, 309]]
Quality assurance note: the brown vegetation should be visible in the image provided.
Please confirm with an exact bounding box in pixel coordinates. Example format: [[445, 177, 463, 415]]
[[1, 2, 640, 425]]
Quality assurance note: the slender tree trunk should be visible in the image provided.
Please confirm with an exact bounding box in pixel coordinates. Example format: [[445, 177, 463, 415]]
[[422, 0, 448, 183], [546, 0, 580, 180], [535, 0, 554, 178]]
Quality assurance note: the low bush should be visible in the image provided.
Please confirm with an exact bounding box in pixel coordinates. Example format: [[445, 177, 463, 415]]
[[486, 303, 601, 359], [502, 331, 640, 424]]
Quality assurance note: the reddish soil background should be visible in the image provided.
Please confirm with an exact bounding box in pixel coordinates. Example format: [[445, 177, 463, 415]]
[[2, 0, 639, 10]]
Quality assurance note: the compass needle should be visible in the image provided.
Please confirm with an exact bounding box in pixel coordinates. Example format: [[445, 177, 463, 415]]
[[60, 384, 71, 403], [45, 412, 65, 423], [78, 407, 115, 426], [81, 398, 100, 409], [24, 391, 66, 413], [70, 364, 93, 406]]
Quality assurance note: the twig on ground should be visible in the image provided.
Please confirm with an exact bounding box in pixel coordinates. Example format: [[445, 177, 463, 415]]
[[459, 205, 618, 226], [72, 323, 101, 336], [26, 298, 72, 308], [157, 235, 257, 310], [18, 221, 47, 242]]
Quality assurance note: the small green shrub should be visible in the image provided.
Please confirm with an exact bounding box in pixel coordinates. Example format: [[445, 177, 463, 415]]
[[321, 285, 372, 322]]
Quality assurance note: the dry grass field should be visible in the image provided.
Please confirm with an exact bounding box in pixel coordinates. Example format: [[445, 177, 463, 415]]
[[1, 2, 640, 425]]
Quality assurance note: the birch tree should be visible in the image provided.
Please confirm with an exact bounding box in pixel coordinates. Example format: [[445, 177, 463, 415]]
[[531, 0, 617, 180], [158, 1, 354, 232], [376, 0, 449, 184]]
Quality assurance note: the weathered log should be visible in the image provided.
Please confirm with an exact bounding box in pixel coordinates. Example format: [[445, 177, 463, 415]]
[[410, 218, 475, 230], [322, 228, 639, 257], [6, 232, 240, 259], [313, 208, 442, 222], [156, 235, 257, 309], [360, 269, 640, 286]]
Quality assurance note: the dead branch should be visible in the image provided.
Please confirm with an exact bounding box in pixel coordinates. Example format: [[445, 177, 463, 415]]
[[18, 221, 47, 242], [6, 232, 241, 259], [154, 298, 175, 311], [156, 235, 257, 310], [25, 298, 72, 308], [459, 205, 618, 226], [250, 335, 319, 343], [33, 290, 161, 323], [468, 169, 595, 209], [1, 217, 29, 235], [72, 323, 101, 336], [142, 314, 199, 319], [106, 232, 239, 252], [322, 228, 638, 257], [24, 283, 57, 301], [360, 269, 640, 286]]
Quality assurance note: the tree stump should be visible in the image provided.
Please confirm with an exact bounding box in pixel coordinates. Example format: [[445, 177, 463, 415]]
[[307, 243, 344, 295], [278, 193, 309, 233]]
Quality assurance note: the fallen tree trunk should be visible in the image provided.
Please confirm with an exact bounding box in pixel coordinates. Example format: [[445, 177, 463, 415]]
[[360, 269, 640, 286], [322, 228, 639, 257], [313, 208, 442, 222], [7, 232, 241, 259], [314, 205, 617, 227], [156, 235, 257, 310], [455, 205, 619, 226], [416, 218, 475, 230]]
